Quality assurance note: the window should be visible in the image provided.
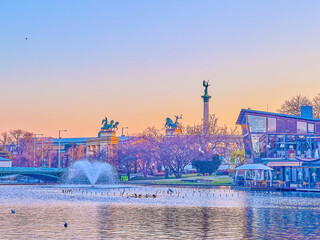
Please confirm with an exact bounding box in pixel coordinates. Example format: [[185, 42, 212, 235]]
[[248, 115, 266, 132], [251, 134, 267, 157], [268, 118, 276, 132], [243, 135, 252, 160], [287, 120, 297, 133], [316, 124, 320, 134], [308, 123, 315, 133], [297, 121, 307, 133], [276, 119, 286, 133]]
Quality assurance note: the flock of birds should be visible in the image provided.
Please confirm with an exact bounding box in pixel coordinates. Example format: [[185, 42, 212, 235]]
[[10, 187, 240, 229], [61, 187, 241, 200], [9, 187, 177, 229]]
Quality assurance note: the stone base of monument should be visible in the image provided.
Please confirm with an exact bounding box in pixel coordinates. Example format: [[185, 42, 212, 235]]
[[165, 128, 182, 137], [86, 130, 119, 158], [99, 130, 116, 137]]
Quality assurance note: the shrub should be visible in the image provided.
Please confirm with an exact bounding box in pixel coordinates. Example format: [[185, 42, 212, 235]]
[[192, 154, 222, 175]]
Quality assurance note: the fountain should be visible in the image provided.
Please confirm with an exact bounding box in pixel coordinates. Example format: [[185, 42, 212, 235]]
[[65, 160, 117, 186]]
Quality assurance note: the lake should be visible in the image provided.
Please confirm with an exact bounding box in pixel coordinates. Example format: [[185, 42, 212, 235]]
[[0, 185, 320, 239]]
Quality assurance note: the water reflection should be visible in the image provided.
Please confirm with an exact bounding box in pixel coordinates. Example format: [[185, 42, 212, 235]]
[[1, 186, 320, 239], [95, 205, 249, 239]]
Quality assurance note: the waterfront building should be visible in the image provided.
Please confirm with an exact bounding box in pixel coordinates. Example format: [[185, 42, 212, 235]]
[[236, 106, 320, 186]]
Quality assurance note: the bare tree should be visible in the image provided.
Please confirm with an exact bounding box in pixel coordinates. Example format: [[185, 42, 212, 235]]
[[70, 145, 86, 160], [312, 94, 320, 118], [0, 132, 11, 149], [278, 95, 312, 116], [118, 139, 138, 180]]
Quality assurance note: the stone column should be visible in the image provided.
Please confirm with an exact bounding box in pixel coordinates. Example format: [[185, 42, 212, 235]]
[[201, 93, 211, 133]]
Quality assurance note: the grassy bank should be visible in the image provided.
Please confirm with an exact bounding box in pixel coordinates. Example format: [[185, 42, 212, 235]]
[[153, 177, 232, 186]]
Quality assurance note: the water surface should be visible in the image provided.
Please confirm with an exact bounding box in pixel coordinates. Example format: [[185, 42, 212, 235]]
[[0, 185, 319, 239]]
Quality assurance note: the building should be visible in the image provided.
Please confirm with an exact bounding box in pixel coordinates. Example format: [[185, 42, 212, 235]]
[[52, 137, 90, 153], [0, 157, 12, 167], [86, 130, 119, 158], [236, 106, 320, 186]]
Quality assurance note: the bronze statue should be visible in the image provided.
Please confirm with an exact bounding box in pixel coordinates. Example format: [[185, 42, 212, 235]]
[[203, 80, 210, 96], [165, 114, 183, 129], [101, 117, 119, 131]]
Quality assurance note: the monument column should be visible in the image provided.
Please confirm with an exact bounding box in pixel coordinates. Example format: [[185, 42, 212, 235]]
[[201, 80, 211, 133]]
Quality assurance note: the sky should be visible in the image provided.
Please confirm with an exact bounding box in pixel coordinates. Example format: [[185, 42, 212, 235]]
[[1, 1, 320, 138]]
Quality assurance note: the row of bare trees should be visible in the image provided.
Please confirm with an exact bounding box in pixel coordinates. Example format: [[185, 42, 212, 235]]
[[0, 114, 244, 174], [0, 130, 86, 167], [117, 115, 244, 179]]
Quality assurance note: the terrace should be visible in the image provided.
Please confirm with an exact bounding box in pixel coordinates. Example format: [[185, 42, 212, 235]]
[[236, 106, 320, 187]]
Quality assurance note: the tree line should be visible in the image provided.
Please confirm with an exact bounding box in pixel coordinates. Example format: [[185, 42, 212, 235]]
[[0, 114, 245, 179], [116, 115, 244, 179], [0, 129, 86, 167]]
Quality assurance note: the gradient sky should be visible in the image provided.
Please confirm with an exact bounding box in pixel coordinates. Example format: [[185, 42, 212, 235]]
[[1, 1, 320, 138]]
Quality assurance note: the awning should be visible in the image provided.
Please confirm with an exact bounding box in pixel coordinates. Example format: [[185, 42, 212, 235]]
[[267, 162, 302, 167], [236, 164, 273, 171], [295, 157, 320, 162]]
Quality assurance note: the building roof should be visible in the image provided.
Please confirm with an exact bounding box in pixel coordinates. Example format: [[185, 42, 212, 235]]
[[52, 136, 133, 145], [236, 109, 320, 125], [236, 164, 273, 171], [52, 137, 92, 145], [0, 157, 11, 161], [118, 136, 133, 141]]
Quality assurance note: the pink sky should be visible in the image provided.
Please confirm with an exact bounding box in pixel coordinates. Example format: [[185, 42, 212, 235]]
[[1, 1, 320, 137]]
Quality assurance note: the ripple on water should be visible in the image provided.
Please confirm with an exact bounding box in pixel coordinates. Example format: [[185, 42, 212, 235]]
[[1, 185, 320, 239]]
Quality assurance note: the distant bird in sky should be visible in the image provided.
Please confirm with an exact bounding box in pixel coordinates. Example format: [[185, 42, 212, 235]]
[[64, 222, 67, 228], [25, 38, 27, 40], [11, 209, 15, 214]]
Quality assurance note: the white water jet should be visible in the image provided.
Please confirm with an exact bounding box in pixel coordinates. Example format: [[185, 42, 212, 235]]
[[66, 160, 117, 186]]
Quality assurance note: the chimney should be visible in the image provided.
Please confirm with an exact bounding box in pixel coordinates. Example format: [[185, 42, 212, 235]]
[[301, 106, 313, 118]]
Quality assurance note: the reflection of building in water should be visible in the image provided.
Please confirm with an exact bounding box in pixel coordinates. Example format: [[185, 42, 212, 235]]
[[236, 106, 320, 186], [96, 204, 248, 239], [245, 206, 320, 239]]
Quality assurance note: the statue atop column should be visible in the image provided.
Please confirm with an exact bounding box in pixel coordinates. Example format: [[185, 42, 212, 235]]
[[201, 80, 211, 134], [201, 80, 211, 102]]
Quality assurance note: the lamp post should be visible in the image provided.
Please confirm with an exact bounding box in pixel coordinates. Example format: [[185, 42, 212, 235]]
[[58, 130, 67, 168], [121, 127, 128, 137]]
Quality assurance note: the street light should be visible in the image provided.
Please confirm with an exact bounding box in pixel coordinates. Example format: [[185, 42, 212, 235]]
[[34, 134, 43, 167], [121, 127, 128, 137], [58, 130, 67, 168], [121, 127, 128, 148]]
